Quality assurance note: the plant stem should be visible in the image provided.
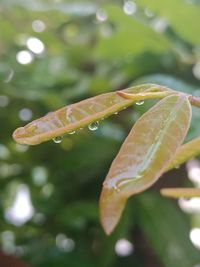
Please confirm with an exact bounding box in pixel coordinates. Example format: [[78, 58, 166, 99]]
[[188, 95, 200, 108], [160, 188, 200, 198]]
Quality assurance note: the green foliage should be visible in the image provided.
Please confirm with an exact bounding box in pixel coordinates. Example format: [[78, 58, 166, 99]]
[[1, 1, 200, 267]]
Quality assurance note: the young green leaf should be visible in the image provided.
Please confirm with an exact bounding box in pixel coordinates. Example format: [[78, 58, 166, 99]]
[[12, 84, 170, 145], [100, 94, 191, 235], [166, 136, 200, 171]]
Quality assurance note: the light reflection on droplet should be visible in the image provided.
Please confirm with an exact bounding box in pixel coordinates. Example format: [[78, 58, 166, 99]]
[[32, 20, 46, 32], [53, 136, 63, 143], [135, 100, 144, 106], [123, 1, 137, 15], [69, 131, 76, 135], [115, 239, 134, 256], [27, 37, 45, 54], [190, 228, 200, 249], [96, 9, 108, 22], [19, 108, 33, 121], [56, 233, 75, 252], [0, 95, 9, 107], [16, 50, 33, 65], [88, 121, 99, 131]]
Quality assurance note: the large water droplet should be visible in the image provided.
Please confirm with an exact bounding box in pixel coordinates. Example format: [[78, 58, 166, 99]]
[[88, 121, 99, 131], [135, 100, 144, 106], [114, 112, 118, 115], [53, 136, 63, 143]]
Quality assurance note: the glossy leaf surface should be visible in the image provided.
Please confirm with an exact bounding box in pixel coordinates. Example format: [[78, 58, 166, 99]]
[[100, 95, 191, 234], [13, 84, 167, 145]]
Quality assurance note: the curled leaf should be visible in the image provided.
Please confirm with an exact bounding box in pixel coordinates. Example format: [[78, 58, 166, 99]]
[[161, 188, 200, 198], [100, 94, 191, 235], [13, 84, 169, 145]]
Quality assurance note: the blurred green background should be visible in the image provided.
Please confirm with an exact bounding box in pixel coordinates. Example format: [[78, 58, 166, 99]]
[[0, 0, 200, 266]]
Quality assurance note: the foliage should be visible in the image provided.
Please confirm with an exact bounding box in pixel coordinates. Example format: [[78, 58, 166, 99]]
[[1, 0, 200, 267]]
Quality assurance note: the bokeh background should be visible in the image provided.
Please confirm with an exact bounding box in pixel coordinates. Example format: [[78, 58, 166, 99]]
[[0, 0, 200, 266]]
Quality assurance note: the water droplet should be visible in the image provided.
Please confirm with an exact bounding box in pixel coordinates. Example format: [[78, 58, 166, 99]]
[[135, 100, 144, 106], [114, 112, 118, 115], [88, 121, 99, 131], [69, 131, 75, 135], [53, 136, 63, 143]]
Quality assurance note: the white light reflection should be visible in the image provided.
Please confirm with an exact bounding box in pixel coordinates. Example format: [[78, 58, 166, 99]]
[[32, 20, 46, 32], [56, 233, 75, 252], [27, 37, 45, 54], [19, 108, 33, 121], [186, 159, 200, 186], [123, 1, 137, 15], [190, 228, 200, 249], [178, 197, 200, 213], [115, 239, 134, 256], [16, 50, 33, 65], [5, 184, 34, 226]]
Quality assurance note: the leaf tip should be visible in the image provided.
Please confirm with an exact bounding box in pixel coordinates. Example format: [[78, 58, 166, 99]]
[[100, 186, 127, 235]]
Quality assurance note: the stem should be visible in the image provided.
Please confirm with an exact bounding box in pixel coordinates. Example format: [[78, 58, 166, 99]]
[[188, 95, 200, 108], [160, 188, 200, 198]]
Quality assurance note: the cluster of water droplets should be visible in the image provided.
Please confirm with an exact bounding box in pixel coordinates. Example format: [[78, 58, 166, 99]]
[[52, 121, 100, 143]]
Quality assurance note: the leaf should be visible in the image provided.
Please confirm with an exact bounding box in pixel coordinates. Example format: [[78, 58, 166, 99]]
[[12, 84, 168, 145], [137, 193, 200, 267], [166, 137, 200, 171], [100, 94, 191, 235], [161, 188, 200, 198]]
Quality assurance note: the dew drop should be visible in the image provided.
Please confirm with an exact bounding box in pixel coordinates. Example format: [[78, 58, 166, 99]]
[[114, 112, 118, 115], [135, 100, 144, 106], [53, 136, 63, 143], [69, 131, 76, 135], [88, 121, 99, 131]]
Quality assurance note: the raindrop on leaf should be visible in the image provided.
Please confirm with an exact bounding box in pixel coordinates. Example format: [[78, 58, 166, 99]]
[[53, 136, 63, 143], [135, 100, 144, 106], [88, 121, 99, 131], [69, 131, 76, 135]]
